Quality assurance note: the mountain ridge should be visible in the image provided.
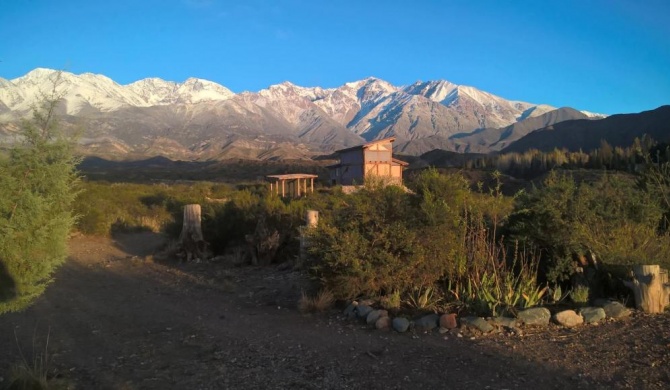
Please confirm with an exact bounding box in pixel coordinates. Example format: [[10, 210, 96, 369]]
[[1, 68, 609, 160]]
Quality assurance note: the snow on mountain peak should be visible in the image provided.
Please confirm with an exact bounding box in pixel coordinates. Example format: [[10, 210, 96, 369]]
[[1, 69, 235, 113], [1, 68, 561, 139], [12, 67, 59, 83], [580, 110, 608, 119], [403, 80, 459, 104]]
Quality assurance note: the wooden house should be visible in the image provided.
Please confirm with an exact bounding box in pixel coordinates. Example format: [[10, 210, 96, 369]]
[[328, 137, 408, 186]]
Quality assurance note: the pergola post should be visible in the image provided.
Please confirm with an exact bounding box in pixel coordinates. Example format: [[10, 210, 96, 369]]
[[281, 179, 285, 198]]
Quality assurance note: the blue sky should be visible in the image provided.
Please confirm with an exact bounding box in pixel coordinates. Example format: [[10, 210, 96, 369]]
[[1, 0, 668, 114]]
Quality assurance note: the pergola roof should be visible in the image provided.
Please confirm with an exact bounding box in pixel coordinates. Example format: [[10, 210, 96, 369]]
[[266, 174, 319, 180]]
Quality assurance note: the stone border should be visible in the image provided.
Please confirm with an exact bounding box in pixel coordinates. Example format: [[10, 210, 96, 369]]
[[342, 299, 633, 337]]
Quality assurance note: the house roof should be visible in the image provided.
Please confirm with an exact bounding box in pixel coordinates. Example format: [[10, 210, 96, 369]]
[[334, 137, 396, 154], [392, 158, 409, 166]]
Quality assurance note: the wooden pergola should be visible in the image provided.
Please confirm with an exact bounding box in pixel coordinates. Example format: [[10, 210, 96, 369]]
[[267, 174, 318, 198]]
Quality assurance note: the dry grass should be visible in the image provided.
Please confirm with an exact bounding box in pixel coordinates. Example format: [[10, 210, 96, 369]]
[[8, 328, 52, 390], [298, 289, 335, 313]]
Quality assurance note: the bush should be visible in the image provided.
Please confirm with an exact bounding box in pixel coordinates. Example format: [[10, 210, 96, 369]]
[[507, 170, 670, 284], [308, 169, 549, 318], [0, 89, 79, 313], [309, 183, 449, 300], [74, 181, 233, 237]]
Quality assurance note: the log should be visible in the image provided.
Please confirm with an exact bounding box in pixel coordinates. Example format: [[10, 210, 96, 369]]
[[178, 204, 208, 262], [623, 265, 666, 314]]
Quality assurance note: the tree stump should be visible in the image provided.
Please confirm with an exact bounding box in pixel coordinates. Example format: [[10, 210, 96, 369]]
[[661, 268, 670, 309], [179, 204, 209, 262], [623, 265, 666, 313], [305, 210, 319, 229], [298, 210, 319, 267]]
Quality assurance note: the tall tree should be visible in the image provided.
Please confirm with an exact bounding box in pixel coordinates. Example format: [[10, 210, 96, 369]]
[[0, 73, 80, 313]]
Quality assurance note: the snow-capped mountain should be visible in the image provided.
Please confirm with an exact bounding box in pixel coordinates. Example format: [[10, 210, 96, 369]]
[[0, 68, 233, 116], [403, 80, 556, 127], [127, 77, 234, 106], [0, 68, 606, 159]]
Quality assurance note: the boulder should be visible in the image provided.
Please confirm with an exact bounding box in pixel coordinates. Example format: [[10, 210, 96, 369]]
[[491, 316, 517, 329], [356, 305, 373, 319], [392, 317, 410, 333], [553, 310, 584, 328], [375, 316, 392, 330], [415, 314, 440, 331], [578, 307, 606, 324], [461, 316, 494, 333], [601, 301, 631, 319], [366, 310, 388, 326], [439, 313, 458, 329], [593, 298, 611, 307], [343, 302, 358, 320], [517, 307, 551, 326]]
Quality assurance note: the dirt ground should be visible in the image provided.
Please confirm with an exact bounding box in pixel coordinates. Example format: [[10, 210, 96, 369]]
[[1, 233, 669, 389]]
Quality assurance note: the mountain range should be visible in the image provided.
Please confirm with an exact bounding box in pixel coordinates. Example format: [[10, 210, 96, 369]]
[[0, 68, 627, 161]]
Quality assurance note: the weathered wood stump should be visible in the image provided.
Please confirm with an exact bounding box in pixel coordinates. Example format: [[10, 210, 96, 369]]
[[661, 268, 670, 309], [178, 204, 209, 262], [305, 210, 319, 229], [623, 265, 668, 313], [298, 210, 319, 267]]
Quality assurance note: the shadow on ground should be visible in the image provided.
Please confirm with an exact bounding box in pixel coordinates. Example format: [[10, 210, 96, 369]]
[[0, 234, 667, 389]]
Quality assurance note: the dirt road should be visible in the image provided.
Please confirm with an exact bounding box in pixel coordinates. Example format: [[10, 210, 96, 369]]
[[1, 233, 668, 389]]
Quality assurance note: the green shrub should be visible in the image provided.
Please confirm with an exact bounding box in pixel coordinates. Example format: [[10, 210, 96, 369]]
[[570, 285, 590, 304], [507, 171, 670, 284], [74, 181, 233, 237], [0, 92, 79, 313]]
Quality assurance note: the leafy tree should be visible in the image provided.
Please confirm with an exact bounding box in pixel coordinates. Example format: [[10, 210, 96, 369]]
[[0, 78, 80, 313]]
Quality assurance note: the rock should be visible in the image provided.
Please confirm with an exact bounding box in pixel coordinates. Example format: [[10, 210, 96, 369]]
[[392, 317, 410, 333], [356, 305, 373, 319], [358, 298, 376, 306], [602, 301, 631, 319], [343, 302, 358, 320], [439, 313, 458, 329], [366, 310, 388, 326], [415, 314, 440, 331], [579, 307, 606, 324], [375, 316, 392, 330], [553, 310, 584, 327], [593, 298, 611, 308], [491, 316, 517, 329], [517, 307, 551, 326], [461, 316, 494, 333]]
